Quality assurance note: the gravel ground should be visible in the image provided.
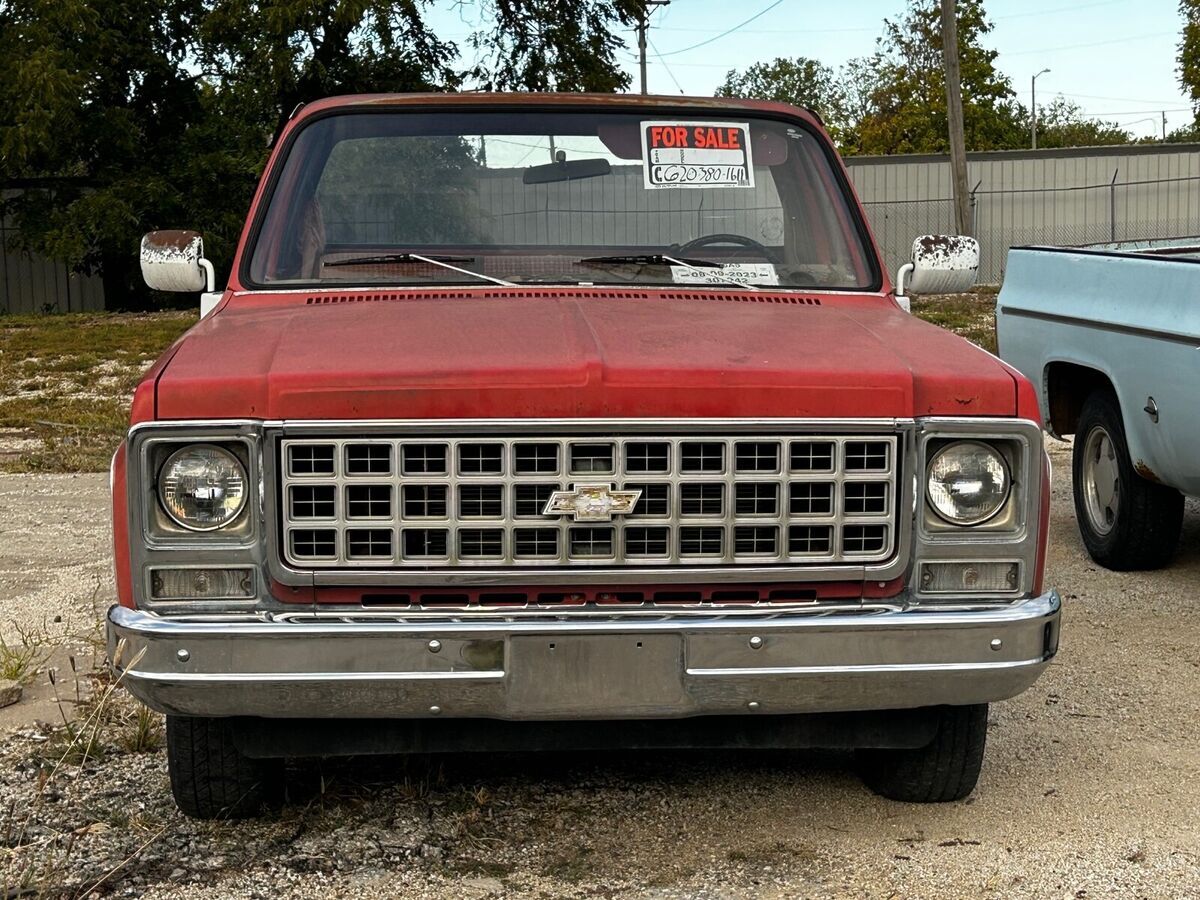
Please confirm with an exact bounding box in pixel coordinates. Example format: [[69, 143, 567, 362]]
[[1, 440, 1198, 898], [0, 473, 114, 645]]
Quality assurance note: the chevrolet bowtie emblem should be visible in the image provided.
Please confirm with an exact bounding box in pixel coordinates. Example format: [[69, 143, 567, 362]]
[[543, 484, 642, 522]]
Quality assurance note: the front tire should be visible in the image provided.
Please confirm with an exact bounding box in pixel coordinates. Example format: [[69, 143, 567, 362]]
[[166, 716, 282, 819], [1072, 390, 1183, 570], [857, 704, 987, 803]]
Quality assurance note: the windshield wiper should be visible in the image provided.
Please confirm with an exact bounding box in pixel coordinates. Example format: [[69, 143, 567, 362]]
[[580, 253, 721, 268], [578, 253, 760, 291], [324, 253, 514, 287]]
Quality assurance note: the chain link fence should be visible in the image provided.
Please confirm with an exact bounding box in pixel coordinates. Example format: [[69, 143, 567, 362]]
[[860, 172, 1200, 285]]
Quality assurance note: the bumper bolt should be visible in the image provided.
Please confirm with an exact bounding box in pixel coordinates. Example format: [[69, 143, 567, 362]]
[[748, 636, 763, 650], [429, 705, 442, 715], [176, 648, 190, 663], [990, 638, 1003, 651], [427, 640, 442, 653], [747, 701, 760, 711]]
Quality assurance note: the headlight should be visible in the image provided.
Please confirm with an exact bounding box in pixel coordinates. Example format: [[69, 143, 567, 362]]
[[927, 441, 1010, 525], [158, 444, 248, 531]]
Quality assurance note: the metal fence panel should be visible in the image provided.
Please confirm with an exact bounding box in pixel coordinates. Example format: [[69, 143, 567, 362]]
[[846, 143, 1200, 284], [1, 190, 105, 314]]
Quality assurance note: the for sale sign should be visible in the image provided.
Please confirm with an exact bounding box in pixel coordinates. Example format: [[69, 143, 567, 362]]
[[640, 121, 754, 190]]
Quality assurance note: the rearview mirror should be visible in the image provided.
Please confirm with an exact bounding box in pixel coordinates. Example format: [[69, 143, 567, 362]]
[[523, 157, 612, 185], [895, 235, 980, 310], [141, 230, 223, 317]]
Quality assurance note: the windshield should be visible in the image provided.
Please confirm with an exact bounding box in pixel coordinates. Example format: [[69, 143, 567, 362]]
[[247, 109, 878, 290]]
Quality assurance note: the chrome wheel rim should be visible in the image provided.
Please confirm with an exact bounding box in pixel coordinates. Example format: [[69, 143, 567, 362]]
[[1082, 425, 1120, 536]]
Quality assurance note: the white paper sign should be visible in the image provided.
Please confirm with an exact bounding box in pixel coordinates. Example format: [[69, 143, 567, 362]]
[[641, 121, 754, 189], [670, 263, 779, 286]]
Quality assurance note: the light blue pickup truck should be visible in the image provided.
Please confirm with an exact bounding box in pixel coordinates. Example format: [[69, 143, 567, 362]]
[[997, 242, 1198, 570]]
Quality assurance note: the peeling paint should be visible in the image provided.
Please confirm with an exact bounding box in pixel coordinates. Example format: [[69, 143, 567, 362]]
[[907, 234, 981, 295], [140, 230, 206, 292]]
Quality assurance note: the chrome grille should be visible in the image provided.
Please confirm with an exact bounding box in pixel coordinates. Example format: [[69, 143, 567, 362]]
[[278, 434, 898, 568]]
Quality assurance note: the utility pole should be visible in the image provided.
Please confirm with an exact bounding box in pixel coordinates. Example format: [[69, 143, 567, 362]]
[[1031, 68, 1050, 149], [1163, 110, 1168, 140], [637, 1, 671, 94], [940, 0, 972, 236]]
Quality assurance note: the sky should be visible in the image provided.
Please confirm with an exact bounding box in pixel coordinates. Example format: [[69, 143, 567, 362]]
[[430, 0, 1192, 142]]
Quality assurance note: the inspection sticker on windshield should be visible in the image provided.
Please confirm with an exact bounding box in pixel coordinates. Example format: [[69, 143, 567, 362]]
[[641, 121, 754, 189], [670, 263, 778, 286]]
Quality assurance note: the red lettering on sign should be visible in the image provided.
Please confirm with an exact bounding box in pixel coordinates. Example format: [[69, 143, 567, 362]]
[[690, 127, 742, 150], [649, 126, 692, 148]]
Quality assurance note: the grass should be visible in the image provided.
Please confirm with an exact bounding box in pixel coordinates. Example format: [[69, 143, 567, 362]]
[[0, 624, 52, 685], [0, 295, 1000, 474], [911, 288, 999, 354], [0, 312, 196, 473]]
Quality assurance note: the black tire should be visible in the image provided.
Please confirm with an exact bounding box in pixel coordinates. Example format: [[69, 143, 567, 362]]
[[857, 704, 987, 803], [166, 716, 282, 819], [1072, 389, 1183, 570]]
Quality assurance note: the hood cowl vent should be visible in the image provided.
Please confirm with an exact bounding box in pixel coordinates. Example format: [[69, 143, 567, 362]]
[[305, 290, 821, 306]]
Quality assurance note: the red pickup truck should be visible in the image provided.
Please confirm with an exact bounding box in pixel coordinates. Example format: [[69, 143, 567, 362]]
[[108, 93, 1060, 819]]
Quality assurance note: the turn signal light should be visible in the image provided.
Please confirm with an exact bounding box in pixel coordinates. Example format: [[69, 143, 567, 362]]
[[918, 561, 1019, 594], [150, 567, 254, 601]]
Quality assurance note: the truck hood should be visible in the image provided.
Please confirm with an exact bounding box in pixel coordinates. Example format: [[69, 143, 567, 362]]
[[152, 290, 1017, 420]]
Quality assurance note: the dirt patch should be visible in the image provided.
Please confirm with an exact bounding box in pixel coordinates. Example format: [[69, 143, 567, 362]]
[[0, 312, 195, 473]]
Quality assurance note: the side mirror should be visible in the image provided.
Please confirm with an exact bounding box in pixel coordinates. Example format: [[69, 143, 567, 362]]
[[894, 235, 980, 312], [140, 230, 223, 317]]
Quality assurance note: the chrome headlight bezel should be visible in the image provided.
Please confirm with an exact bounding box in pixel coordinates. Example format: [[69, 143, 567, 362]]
[[136, 431, 260, 546], [926, 439, 1012, 526], [127, 423, 264, 610], [913, 418, 1044, 604], [157, 443, 249, 532]]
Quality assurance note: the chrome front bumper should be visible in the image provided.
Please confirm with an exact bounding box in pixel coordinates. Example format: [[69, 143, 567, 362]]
[[107, 592, 1061, 720]]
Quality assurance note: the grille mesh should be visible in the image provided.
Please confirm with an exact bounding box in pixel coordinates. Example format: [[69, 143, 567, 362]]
[[279, 434, 897, 568]]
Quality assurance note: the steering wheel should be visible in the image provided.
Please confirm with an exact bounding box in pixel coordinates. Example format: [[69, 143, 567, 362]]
[[675, 233, 778, 263]]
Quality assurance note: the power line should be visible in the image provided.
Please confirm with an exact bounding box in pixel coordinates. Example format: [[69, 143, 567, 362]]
[[651, 0, 785, 58], [1056, 91, 1189, 105], [647, 35, 686, 94], [645, 0, 1133, 38], [1000, 31, 1174, 57], [992, 0, 1130, 20]]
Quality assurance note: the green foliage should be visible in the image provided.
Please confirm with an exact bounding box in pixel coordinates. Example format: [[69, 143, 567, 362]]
[[0, 0, 643, 307], [1180, 1, 1200, 121], [856, 0, 1025, 154], [715, 57, 869, 148], [1033, 97, 1133, 149], [0, 0, 215, 305], [468, 0, 642, 91], [714, 2, 1033, 156], [717, 57, 838, 116]]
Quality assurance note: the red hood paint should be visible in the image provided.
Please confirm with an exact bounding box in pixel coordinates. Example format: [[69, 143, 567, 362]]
[[148, 289, 1016, 421]]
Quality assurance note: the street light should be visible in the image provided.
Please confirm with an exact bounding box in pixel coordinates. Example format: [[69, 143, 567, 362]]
[[1031, 68, 1051, 150]]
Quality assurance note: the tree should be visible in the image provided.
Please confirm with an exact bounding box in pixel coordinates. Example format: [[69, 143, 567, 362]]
[[467, 0, 643, 92], [1179, 0, 1200, 118], [856, 0, 1025, 155], [715, 56, 879, 151], [717, 57, 839, 113], [1031, 97, 1132, 149], [0, 0, 643, 308], [0, 0, 214, 307]]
